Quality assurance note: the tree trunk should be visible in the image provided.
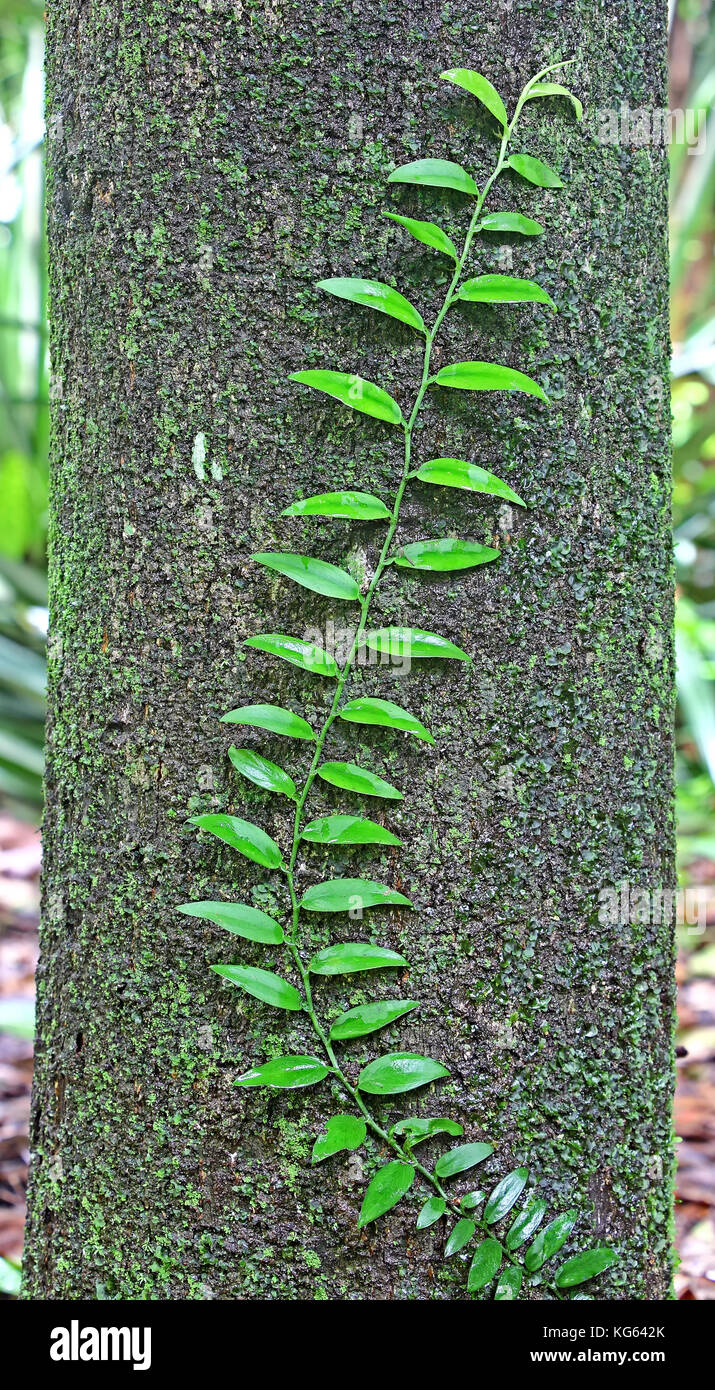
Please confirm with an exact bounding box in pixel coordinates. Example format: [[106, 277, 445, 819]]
[[25, 0, 674, 1300]]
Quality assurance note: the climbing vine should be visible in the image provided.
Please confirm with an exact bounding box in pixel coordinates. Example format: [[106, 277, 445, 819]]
[[183, 62, 617, 1299]]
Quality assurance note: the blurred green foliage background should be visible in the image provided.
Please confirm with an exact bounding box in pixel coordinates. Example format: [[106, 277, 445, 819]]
[[0, 1, 713, 868]]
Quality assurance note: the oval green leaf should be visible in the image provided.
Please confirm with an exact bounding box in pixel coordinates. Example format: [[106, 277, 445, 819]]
[[445, 1218, 476, 1257], [385, 212, 458, 261], [339, 696, 433, 744], [210, 963, 303, 1011], [506, 152, 564, 188], [415, 457, 525, 506], [505, 1198, 547, 1251], [188, 814, 283, 870], [245, 634, 338, 678], [467, 1237, 503, 1292], [485, 1166, 529, 1224], [525, 81, 583, 121], [282, 490, 391, 521], [440, 68, 508, 129], [358, 1160, 414, 1227], [177, 900, 284, 945], [392, 1116, 463, 1147], [434, 1142, 494, 1179], [456, 274, 555, 309], [388, 158, 478, 196], [524, 1210, 577, 1272], [495, 1265, 523, 1300], [318, 760, 403, 799], [289, 370, 403, 425], [394, 538, 500, 572], [301, 814, 401, 847], [309, 943, 409, 976], [416, 1196, 447, 1230], [252, 552, 360, 601], [235, 1054, 330, 1088], [364, 627, 470, 661], [300, 877, 412, 912], [329, 998, 418, 1041], [433, 360, 547, 401], [555, 1247, 617, 1288], [228, 747, 297, 800], [312, 1113, 366, 1164], [460, 1189, 485, 1211], [358, 1051, 449, 1095], [478, 210, 544, 236], [220, 703, 316, 741], [317, 277, 425, 334]]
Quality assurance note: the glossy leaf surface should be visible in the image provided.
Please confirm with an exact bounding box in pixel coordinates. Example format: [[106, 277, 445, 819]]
[[318, 760, 403, 799], [235, 1055, 329, 1088], [245, 634, 338, 678], [433, 360, 547, 402], [467, 1238, 503, 1291], [364, 627, 470, 662], [505, 1198, 547, 1251], [495, 1266, 523, 1300], [301, 877, 412, 913], [358, 1161, 414, 1226], [555, 1248, 617, 1288], [309, 943, 409, 976], [252, 552, 359, 601], [440, 68, 508, 129], [456, 273, 555, 309], [329, 998, 418, 1041], [460, 1189, 485, 1211], [220, 702, 315, 741], [312, 1113, 366, 1163], [392, 1116, 463, 1147], [434, 1142, 494, 1179], [485, 1166, 529, 1224], [188, 814, 283, 870], [445, 1218, 476, 1257], [289, 370, 403, 425], [282, 490, 391, 521], [394, 538, 499, 572], [211, 964, 303, 1011], [478, 210, 544, 236], [388, 158, 478, 196], [416, 457, 525, 506], [317, 277, 425, 334], [525, 81, 583, 121], [524, 1210, 577, 1272], [301, 814, 401, 847], [177, 900, 284, 945], [506, 152, 564, 188], [228, 747, 297, 800], [339, 696, 433, 743], [416, 1197, 447, 1229], [385, 212, 458, 261], [357, 1051, 449, 1095]]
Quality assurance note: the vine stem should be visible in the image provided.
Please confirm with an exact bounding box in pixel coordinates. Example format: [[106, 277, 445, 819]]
[[275, 62, 569, 1268]]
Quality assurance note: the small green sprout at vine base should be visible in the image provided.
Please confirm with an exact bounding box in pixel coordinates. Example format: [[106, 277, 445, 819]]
[[182, 61, 618, 1299]]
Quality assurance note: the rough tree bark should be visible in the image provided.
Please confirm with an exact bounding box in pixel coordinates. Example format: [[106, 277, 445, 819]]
[[25, 0, 674, 1300]]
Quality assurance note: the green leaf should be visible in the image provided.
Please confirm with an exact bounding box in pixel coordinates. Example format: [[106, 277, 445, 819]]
[[357, 1051, 449, 1095], [385, 212, 458, 261], [416, 1197, 447, 1229], [0, 1256, 21, 1297], [358, 1161, 414, 1226], [456, 274, 555, 309], [433, 360, 548, 402], [317, 277, 425, 334], [495, 1265, 523, 1300], [312, 1113, 366, 1163], [282, 490, 391, 521], [524, 1210, 577, 1272], [440, 68, 508, 129], [505, 1198, 547, 1251], [301, 814, 401, 847], [252, 552, 359, 601], [300, 878, 412, 912], [177, 900, 284, 945], [388, 158, 478, 196], [555, 1247, 617, 1288], [416, 457, 525, 506], [467, 1237, 503, 1292], [434, 1142, 494, 1179], [228, 747, 297, 799], [394, 538, 500, 572], [445, 1218, 476, 1257], [460, 1189, 485, 1211], [309, 943, 409, 976], [235, 1054, 330, 1088], [211, 964, 303, 1011], [525, 81, 583, 121], [364, 627, 470, 662], [329, 999, 418, 1041], [392, 1116, 463, 1147], [339, 696, 433, 744], [188, 814, 283, 869], [506, 152, 564, 188], [289, 370, 403, 425], [478, 211, 544, 236], [485, 1167, 529, 1224], [220, 703, 316, 741], [318, 760, 403, 799], [245, 634, 338, 678]]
